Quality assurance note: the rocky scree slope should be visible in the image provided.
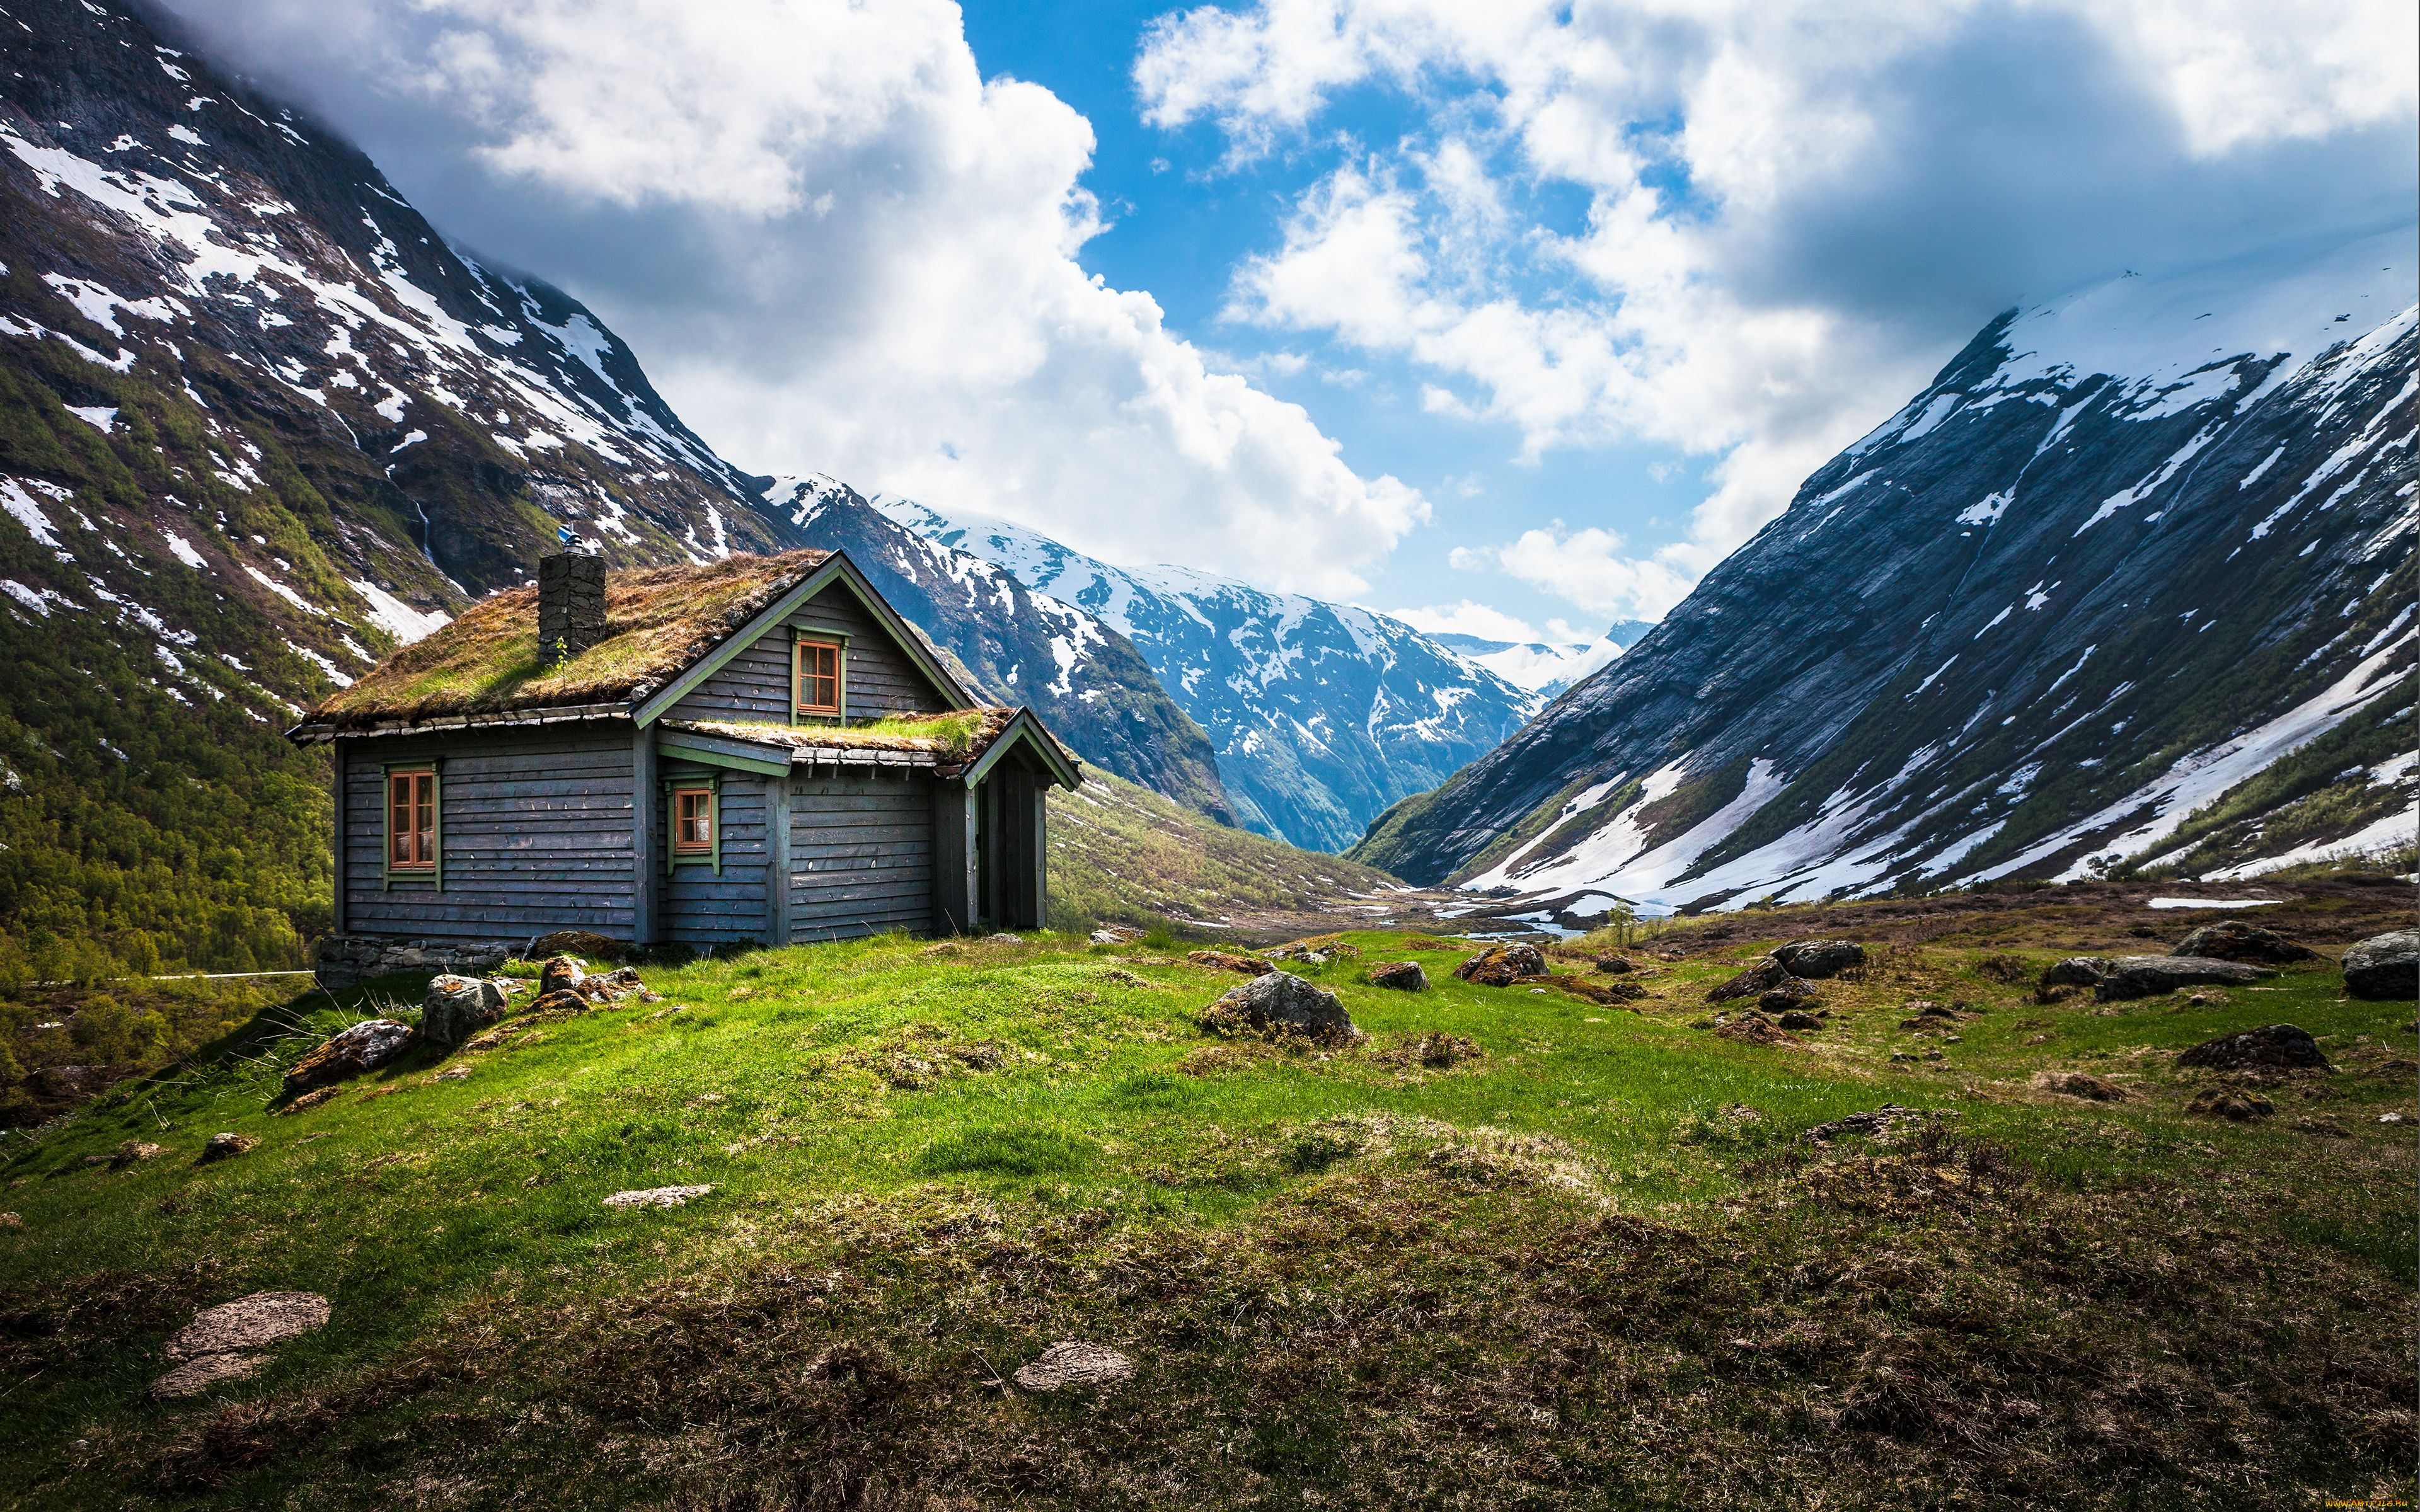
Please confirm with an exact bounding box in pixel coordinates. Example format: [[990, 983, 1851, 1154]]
[[875, 496, 1533, 852], [763, 478, 1234, 825], [1355, 232, 2418, 906]]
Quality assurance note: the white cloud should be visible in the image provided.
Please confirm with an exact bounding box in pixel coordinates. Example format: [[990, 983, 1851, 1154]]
[[170, 0, 1427, 597], [1144, 0, 2416, 597], [1391, 599, 1542, 643]]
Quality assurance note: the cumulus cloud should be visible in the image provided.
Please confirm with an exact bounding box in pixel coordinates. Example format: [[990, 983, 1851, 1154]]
[[1391, 600, 1608, 645], [1144, 0, 2417, 600], [161, 0, 1426, 596]]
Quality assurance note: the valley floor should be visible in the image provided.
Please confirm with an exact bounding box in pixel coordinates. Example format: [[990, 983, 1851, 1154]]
[[1, 891, 2413, 1509]]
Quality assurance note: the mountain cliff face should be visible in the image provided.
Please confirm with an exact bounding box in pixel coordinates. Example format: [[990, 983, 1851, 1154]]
[[763, 478, 1234, 823], [0, 0, 1240, 975], [872, 497, 1533, 852], [1354, 232, 2418, 906]]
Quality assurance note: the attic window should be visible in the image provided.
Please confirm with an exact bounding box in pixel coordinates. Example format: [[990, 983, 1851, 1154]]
[[794, 639, 842, 718], [672, 786, 715, 853]]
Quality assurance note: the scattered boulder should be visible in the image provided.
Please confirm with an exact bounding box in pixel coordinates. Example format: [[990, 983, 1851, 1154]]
[[524, 988, 591, 1017], [150, 1351, 269, 1399], [1707, 957, 1792, 1003], [164, 1292, 331, 1360], [420, 974, 510, 1048], [1202, 971, 1358, 1043], [2342, 930, 2419, 1001], [1013, 1340, 1134, 1390], [2030, 1070, 2127, 1102], [2187, 1089, 2275, 1122], [1367, 961, 1429, 992], [1090, 925, 1143, 945], [2171, 921, 2317, 966], [1776, 1009, 1823, 1031], [2040, 957, 2115, 989], [199, 1133, 258, 1164], [1594, 955, 1636, 974], [2176, 1023, 2329, 1072], [2092, 956, 2274, 1002], [1267, 935, 1358, 965], [1186, 949, 1273, 976], [1713, 1011, 1802, 1048], [526, 929, 626, 963], [1455, 943, 1547, 987], [538, 954, 586, 994], [284, 1019, 415, 1094], [602, 1184, 713, 1210], [85, 1139, 164, 1168], [579, 966, 657, 1004], [1756, 977, 1818, 1013], [1772, 939, 1866, 979]]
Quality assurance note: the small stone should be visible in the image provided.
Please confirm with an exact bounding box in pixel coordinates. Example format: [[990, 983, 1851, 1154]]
[[527, 929, 626, 963], [1770, 939, 1866, 979], [1187, 949, 1274, 976], [163, 1292, 331, 1360], [1011, 1340, 1134, 1390], [2030, 1069, 2126, 1101], [1776, 1010, 1821, 1031], [421, 974, 509, 1048], [1756, 978, 1818, 1013], [284, 1019, 415, 1094], [1713, 1011, 1803, 1049], [2175, 1023, 2329, 1072], [149, 1351, 269, 1399], [1594, 955, 1636, 974], [1454, 943, 1547, 988], [601, 1184, 713, 1210], [1707, 957, 1791, 1003], [2342, 931, 2419, 1001], [1367, 961, 1429, 992], [0, 1211, 20, 1228], [2291, 1116, 2351, 1137], [199, 1133, 258, 1164], [2187, 1089, 2275, 1121], [538, 954, 586, 994], [2171, 922, 2317, 966], [434, 1065, 472, 1081], [1202, 971, 1358, 1043], [982, 932, 1024, 945], [108, 1139, 166, 1167], [2380, 1112, 2406, 1125], [2093, 956, 2276, 1002]]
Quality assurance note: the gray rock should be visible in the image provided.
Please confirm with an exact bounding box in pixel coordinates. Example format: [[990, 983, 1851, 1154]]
[[2176, 1022, 2329, 1072], [1707, 957, 1790, 1002], [602, 1184, 713, 1210], [1757, 977, 1819, 1012], [1453, 943, 1546, 986], [420, 974, 509, 1048], [526, 929, 626, 963], [163, 1292, 331, 1360], [2040, 957, 2114, 988], [198, 1133, 257, 1164], [1013, 1340, 1134, 1390], [2094, 955, 2275, 1001], [2170, 921, 2316, 965], [2342, 930, 2419, 1001], [1771, 939, 1866, 979], [538, 954, 586, 994], [283, 1019, 415, 1092], [2030, 1069, 2126, 1101], [1367, 961, 1429, 992], [1207, 970, 1359, 1041]]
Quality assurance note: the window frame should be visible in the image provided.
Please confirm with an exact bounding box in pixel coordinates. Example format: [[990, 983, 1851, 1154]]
[[791, 633, 848, 723], [663, 774, 722, 874], [380, 761, 442, 890]]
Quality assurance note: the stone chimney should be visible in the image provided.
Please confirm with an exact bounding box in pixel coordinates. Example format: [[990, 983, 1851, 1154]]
[[536, 550, 606, 665]]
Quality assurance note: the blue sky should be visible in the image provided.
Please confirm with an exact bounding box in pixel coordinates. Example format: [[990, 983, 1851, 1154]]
[[168, 0, 2417, 645]]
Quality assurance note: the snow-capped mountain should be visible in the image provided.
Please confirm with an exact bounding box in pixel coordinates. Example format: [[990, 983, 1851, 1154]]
[[1354, 231, 2418, 907], [1426, 621, 1655, 699], [871, 496, 1536, 852], [762, 478, 1233, 823]]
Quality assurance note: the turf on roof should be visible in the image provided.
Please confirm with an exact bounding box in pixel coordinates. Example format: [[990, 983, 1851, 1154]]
[[311, 550, 833, 728]]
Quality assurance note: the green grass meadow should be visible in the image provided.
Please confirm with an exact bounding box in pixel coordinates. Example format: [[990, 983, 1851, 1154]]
[[1, 922, 2413, 1509]]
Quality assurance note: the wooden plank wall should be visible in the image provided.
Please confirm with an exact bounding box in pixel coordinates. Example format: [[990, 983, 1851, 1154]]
[[790, 770, 935, 941], [660, 770, 769, 946], [340, 726, 635, 940], [666, 582, 956, 726]]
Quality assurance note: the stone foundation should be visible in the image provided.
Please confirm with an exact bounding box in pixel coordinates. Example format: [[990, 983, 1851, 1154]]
[[314, 934, 516, 990]]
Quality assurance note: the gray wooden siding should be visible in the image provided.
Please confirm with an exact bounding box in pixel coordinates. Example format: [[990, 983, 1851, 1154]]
[[666, 581, 953, 726], [790, 771, 935, 941], [660, 770, 769, 946], [340, 727, 635, 941]]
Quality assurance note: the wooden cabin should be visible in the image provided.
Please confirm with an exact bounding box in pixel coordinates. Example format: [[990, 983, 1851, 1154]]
[[289, 548, 1080, 958]]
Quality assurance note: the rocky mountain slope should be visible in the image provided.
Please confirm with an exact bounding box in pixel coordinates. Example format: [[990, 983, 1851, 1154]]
[[873, 496, 1533, 852], [1354, 231, 2418, 908], [0, 0, 1242, 975]]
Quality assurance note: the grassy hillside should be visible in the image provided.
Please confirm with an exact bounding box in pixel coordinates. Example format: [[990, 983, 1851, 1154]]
[[1, 898, 2411, 1509]]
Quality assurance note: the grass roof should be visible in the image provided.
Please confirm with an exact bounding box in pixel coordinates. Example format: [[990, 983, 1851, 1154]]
[[309, 550, 832, 728]]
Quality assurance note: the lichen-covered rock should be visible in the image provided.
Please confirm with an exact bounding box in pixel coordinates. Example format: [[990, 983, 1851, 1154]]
[[163, 1292, 331, 1360], [2176, 1023, 2329, 1072], [2187, 1089, 2276, 1121], [2094, 955, 2274, 1001], [2170, 921, 2317, 965], [1776, 1009, 1823, 1031], [1368, 961, 1429, 992], [538, 954, 586, 994], [1203, 970, 1358, 1042], [1013, 1340, 1134, 1390], [1187, 949, 1274, 976], [1772, 939, 1866, 979], [284, 1019, 415, 1092], [527, 929, 626, 963], [2041, 957, 2115, 988], [199, 1132, 257, 1164], [1594, 955, 1636, 974], [1757, 977, 1818, 1012], [2342, 930, 2419, 1001], [420, 974, 509, 1048], [1455, 943, 1547, 987], [1707, 957, 1792, 1002], [602, 1184, 713, 1210], [1713, 1011, 1803, 1048]]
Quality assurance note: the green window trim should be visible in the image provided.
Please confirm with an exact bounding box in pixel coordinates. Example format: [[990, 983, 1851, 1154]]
[[379, 759, 444, 891], [664, 774, 722, 874], [790, 627, 852, 727]]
